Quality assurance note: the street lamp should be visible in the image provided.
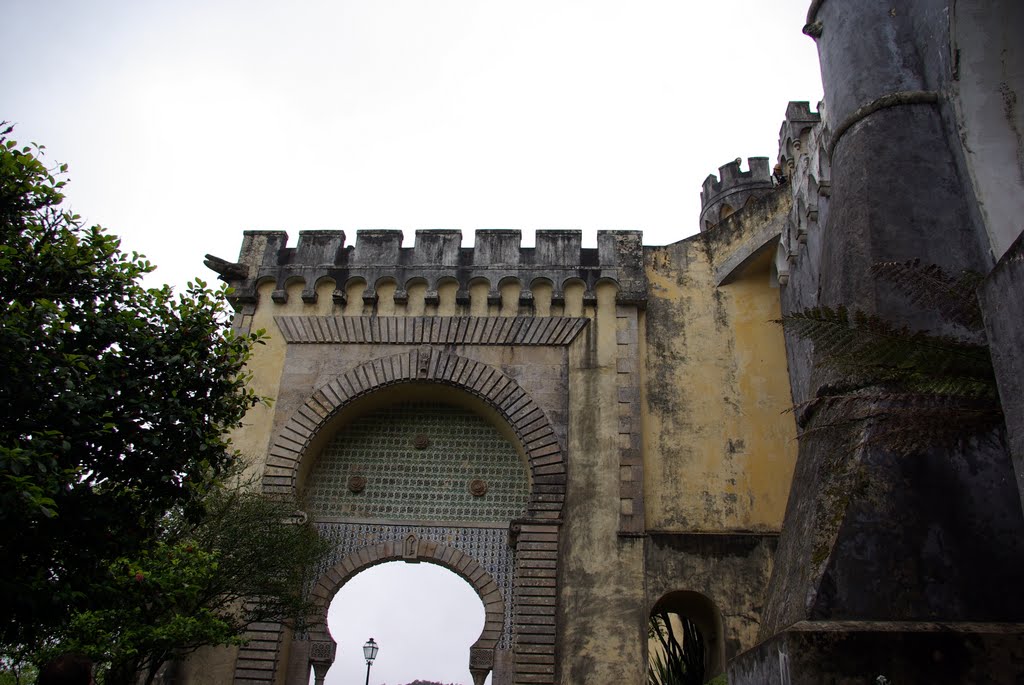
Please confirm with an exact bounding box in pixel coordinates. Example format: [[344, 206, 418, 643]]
[[362, 637, 379, 685]]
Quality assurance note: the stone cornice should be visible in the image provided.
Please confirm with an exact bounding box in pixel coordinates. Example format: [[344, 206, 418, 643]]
[[275, 315, 589, 346]]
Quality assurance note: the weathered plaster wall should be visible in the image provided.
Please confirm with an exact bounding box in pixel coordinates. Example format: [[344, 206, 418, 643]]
[[231, 279, 336, 484], [558, 284, 647, 684], [643, 189, 797, 533], [175, 646, 241, 685]]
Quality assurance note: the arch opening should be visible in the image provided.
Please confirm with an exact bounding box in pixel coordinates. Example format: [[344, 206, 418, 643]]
[[312, 561, 493, 685], [648, 591, 725, 684]]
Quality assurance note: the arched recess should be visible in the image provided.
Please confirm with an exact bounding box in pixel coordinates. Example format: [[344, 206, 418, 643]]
[[261, 348, 565, 685], [262, 348, 566, 519], [306, 540, 504, 685], [649, 591, 726, 682]]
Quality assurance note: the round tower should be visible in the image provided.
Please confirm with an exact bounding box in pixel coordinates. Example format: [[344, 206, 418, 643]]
[[698, 157, 774, 232]]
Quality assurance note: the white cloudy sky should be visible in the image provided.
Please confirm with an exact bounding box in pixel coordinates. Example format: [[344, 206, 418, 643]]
[[5, 2, 822, 683]]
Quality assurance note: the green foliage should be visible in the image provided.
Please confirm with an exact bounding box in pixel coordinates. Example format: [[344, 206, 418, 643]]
[[779, 260, 1002, 455], [648, 612, 704, 685], [869, 259, 985, 332], [54, 482, 330, 685], [0, 124, 265, 652], [0, 659, 36, 685]]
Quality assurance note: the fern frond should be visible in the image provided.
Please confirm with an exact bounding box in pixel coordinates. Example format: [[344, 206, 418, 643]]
[[779, 307, 994, 387], [870, 259, 985, 332], [783, 259, 1002, 456], [798, 391, 1003, 456]]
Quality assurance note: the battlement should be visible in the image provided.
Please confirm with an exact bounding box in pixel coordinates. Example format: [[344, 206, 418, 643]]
[[206, 229, 646, 308], [774, 100, 830, 288], [778, 101, 823, 169], [699, 157, 775, 232]]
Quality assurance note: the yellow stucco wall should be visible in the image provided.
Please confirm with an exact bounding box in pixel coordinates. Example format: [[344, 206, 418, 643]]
[[558, 282, 647, 684], [642, 208, 797, 533]]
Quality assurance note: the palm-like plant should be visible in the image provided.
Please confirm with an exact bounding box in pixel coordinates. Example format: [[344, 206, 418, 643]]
[[648, 611, 704, 685]]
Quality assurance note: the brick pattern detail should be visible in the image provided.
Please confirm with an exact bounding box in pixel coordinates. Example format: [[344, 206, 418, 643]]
[[274, 315, 588, 347], [232, 614, 285, 684], [512, 521, 560, 683], [615, 306, 645, 534], [306, 540, 507, 666], [262, 349, 566, 521]]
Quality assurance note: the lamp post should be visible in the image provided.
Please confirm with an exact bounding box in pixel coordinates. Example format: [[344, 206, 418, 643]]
[[362, 637, 379, 685]]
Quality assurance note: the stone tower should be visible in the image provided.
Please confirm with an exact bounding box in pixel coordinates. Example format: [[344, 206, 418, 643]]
[[698, 157, 774, 233], [729, 1, 1024, 683]]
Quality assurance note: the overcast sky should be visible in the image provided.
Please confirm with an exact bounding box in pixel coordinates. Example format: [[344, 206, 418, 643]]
[[6, 2, 822, 683]]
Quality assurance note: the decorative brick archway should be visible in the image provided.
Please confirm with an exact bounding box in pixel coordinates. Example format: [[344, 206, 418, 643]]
[[258, 348, 564, 684], [261, 347, 566, 521], [306, 538, 505, 685]]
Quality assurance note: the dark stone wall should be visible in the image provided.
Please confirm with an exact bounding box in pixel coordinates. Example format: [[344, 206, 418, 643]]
[[814, 1, 990, 308], [730, 621, 1024, 685], [980, 234, 1024, 515], [757, 0, 1024, 640]]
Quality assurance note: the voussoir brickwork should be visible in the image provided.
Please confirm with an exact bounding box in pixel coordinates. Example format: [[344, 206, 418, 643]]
[[262, 348, 567, 520]]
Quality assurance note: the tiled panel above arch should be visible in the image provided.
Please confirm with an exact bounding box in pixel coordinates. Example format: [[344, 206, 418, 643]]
[[304, 402, 529, 523]]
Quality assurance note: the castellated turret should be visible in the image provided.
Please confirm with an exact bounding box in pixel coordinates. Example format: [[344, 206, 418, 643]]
[[698, 157, 774, 232]]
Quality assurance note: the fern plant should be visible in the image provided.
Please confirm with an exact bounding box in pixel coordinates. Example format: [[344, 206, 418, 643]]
[[779, 260, 1002, 455]]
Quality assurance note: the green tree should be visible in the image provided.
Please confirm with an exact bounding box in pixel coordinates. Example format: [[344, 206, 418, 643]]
[[0, 124, 264, 652], [56, 482, 329, 685]]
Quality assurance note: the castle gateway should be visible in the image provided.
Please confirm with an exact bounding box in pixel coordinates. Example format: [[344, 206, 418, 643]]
[[195, 1, 1024, 682], [201, 215, 796, 684]]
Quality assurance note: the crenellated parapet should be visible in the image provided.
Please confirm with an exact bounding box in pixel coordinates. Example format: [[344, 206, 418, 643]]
[[699, 157, 775, 232], [774, 101, 831, 287], [206, 228, 646, 310]]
